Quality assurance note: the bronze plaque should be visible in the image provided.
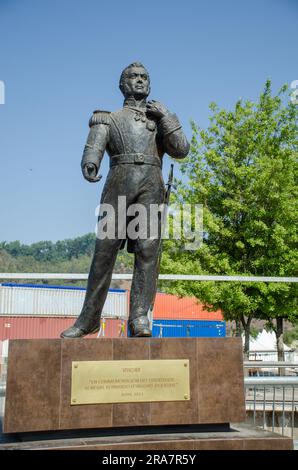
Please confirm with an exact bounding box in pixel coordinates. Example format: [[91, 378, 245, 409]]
[[71, 359, 190, 405]]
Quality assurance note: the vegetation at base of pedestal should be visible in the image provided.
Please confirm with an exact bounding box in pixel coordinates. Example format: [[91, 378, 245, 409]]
[[0, 234, 134, 288], [161, 80, 298, 359]]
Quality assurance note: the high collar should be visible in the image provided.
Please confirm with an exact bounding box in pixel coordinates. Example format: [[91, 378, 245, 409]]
[[123, 96, 147, 110]]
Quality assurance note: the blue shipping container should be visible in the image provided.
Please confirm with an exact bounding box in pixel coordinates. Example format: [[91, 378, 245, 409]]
[[152, 319, 226, 338]]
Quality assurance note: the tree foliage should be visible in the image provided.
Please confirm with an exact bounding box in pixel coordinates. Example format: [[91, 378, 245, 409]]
[[161, 81, 298, 355], [0, 233, 96, 261]]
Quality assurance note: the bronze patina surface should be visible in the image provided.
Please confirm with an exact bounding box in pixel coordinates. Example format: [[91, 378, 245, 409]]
[[60, 62, 189, 339]]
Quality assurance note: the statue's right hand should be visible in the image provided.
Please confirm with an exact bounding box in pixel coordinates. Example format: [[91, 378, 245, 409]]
[[82, 163, 101, 183]]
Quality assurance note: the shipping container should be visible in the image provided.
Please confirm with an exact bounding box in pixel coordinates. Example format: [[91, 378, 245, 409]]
[[153, 292, 222, 321], [0, 284, 128, 319], [152, 319, 226, 338], [0, 316, 225, 340], [0, 285, 222, 322], [0, 284, 224, 340], [0, 316, 127, 341]]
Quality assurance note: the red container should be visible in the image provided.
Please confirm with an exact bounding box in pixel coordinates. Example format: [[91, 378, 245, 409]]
[[0, 316, 127, 340]]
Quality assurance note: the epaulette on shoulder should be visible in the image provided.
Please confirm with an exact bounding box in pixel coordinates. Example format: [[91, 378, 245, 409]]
[[89, 110, 111, 128]]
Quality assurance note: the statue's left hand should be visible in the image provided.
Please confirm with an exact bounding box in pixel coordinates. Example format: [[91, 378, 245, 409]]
[[146, 100, 169, 120]]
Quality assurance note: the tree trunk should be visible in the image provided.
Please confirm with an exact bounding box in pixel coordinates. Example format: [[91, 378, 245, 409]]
[[235, 319, 242, 337], [241, 315, 252, 361], [276, 317, 285, 376]]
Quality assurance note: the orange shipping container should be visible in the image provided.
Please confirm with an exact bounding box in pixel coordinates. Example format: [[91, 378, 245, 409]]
[[153, 293, 223, 321]]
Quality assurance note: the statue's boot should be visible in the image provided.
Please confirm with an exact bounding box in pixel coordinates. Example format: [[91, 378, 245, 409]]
[[60, 312, 101, 338], [60, 324, 100, 339], [129, 316, 152, 337]]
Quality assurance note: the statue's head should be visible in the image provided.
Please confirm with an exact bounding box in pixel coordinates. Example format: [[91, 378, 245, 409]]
[[119, 62, 150, 99]]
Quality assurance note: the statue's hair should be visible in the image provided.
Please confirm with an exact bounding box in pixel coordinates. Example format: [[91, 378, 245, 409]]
[[119, 62, 150, 95]]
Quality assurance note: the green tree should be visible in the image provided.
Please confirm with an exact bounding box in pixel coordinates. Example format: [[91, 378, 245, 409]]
[[284, 323, 298, 347], [162, 80, 298, 358]]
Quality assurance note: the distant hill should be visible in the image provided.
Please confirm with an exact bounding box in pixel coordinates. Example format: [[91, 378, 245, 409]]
[[0, 234, 134, 289]]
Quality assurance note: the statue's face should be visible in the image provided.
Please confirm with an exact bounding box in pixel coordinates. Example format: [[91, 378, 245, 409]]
[[122, 66, 150, 98]]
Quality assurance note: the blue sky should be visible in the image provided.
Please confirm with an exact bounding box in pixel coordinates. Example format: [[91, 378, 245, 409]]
[[0, 0, 297, 243]]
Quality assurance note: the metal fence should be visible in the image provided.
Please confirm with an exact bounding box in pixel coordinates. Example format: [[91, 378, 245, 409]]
[[244, 362, 298, 438], [1, 273, 297, 282]]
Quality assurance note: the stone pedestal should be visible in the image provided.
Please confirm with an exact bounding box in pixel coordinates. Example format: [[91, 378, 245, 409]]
[[1, 338, 293, 450]]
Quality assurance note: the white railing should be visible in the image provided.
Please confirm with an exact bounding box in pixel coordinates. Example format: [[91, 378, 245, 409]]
[[244, 361, 298, 369], [245, 376, 298, 438], [0, 273, 297, 282]]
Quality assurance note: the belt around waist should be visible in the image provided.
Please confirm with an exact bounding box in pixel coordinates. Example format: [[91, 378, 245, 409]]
[[110, 153, 162, 168]]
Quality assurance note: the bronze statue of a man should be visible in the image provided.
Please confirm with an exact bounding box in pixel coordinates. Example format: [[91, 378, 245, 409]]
[[61, 62, 189, 338]]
